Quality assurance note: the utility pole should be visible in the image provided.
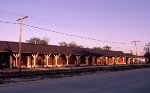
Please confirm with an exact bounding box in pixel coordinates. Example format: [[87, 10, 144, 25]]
[[130, 50, 133, 54], [17, 16, 28, 73], [132, 41, 140, 64], [132, 41, 140, 56]]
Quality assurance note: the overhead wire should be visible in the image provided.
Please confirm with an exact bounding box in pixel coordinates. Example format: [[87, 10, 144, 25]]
[[0, 11, 145, 55], [0, 20, 132, 45], [0, 11, 134, 43], [0, 11, 133, 42]]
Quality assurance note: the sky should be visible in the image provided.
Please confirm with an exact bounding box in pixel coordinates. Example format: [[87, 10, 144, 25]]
[[0, 0, 150, 55]]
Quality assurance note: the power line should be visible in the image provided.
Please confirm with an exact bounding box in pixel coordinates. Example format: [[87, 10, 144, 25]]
[[30, 17, 134, 41], [0, 11, 134, 41], [0, 20, 132, 45]]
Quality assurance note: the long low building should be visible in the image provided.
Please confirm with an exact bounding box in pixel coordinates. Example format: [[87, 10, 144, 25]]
[[0, 41, 146, 68]]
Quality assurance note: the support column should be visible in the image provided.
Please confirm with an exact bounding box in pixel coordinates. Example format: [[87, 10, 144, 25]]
[[133, 58, 135, 64], [140, 57, 142, 63], [134, 57, 137, 63], [138, 57, 140, 63], [65, 55, 71, 66], [112, 57, 115, 65], [13, 54, 19, 67], [116, 57, 119, 64], [123, 57, 126, 64], [54, 54, 61, 67], [85, 56, 90, 66], [92, 56, 96, 65], [128, 57, 131, 64], [76, 56, 80, 66], [0, 54, 2, 69], [27, 56, 30, 68], [105, 57, 108, 65], [32, 54, 38, 67], [100, 57, 103, 64], [9, 55, 13, 68], [45, 54, 51, 67]]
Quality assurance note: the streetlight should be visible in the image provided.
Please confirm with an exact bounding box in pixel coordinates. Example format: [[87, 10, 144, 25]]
[[17, 16, 28, 73]]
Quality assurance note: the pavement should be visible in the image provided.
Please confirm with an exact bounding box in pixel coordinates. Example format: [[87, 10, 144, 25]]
[[0, 68, 150, 93], [0, 64, 143, 72]]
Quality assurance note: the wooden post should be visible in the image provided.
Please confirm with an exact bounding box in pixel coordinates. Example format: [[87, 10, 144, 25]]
[[105, 57, 108, 65], [44, 54, 51, 67], [66, 55, 71, 66], [9, 55, 13, 68], [92, 56, 96, 65], [54, 54, 61, 67], [27, 56, 30, 68], [13, 54, 19, 67], [32, 54, 39, 67], [85, 56, 90, 66], [76, 56, 81, 66]]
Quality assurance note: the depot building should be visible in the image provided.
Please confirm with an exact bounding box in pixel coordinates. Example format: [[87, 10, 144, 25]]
[[0, 41, 146, 68]]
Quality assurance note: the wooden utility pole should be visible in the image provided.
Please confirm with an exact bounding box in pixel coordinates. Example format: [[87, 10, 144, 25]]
[[132, 41, 140, 56], [17, 16, 28, 73]]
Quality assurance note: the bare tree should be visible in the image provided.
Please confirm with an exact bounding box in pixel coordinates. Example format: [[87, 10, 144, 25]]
[[103, 46, 111, 50], [144, 42, 150, 62], [41, 37, 49, 45], [144, 42, 150, 54], [26, 37, 49, 45], [92, 47, 102, 50], [58, 42, 68, 47], [58, 41, 83, 48], [68, 42, 83, 48]]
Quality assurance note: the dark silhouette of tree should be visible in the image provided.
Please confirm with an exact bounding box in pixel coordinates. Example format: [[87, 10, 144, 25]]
[[92, 47, 102, 50], [144, 42, 150, 63], [26, 37, 49, 45], [68, 42, 83, 48], [103, 45, 111, 50], [58, 41, 83, 48], [58, 42, 68, 47]]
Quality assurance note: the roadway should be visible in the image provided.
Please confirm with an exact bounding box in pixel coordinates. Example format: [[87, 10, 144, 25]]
[[0, 68, 150, 93]]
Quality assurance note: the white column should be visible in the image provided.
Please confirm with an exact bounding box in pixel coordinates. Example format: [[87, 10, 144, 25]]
[[92, 56, 96, 65], [66, 55, 71, 66], [116, 57, 119, 64], [85, 56, 90, 65], [141, 58, 145, 63], [133, 58, 135, 64], [9, 56, 13, 68], [13, 54, 19, 67], [54, 54, 61, 67], [140, 58, 142, 63], [45, 54, 51, 67], [112, 57, 115, 65], [105, 57, 108, 65], [143, 58, 146, 63], [27, 56, 30, 68], [76, 56, 80, 66], [100, 57, 103, 64], [128, 58, 131, 64], [123, 57, 126, 64], [137, 57, 140, 63], [32, 53, 39, 67]]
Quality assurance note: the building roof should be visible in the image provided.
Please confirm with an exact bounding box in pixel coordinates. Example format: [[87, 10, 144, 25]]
[[0, 41, 134, 57]]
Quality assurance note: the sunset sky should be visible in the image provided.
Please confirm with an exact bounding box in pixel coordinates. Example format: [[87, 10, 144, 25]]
[[0, 0, 150, 55]]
